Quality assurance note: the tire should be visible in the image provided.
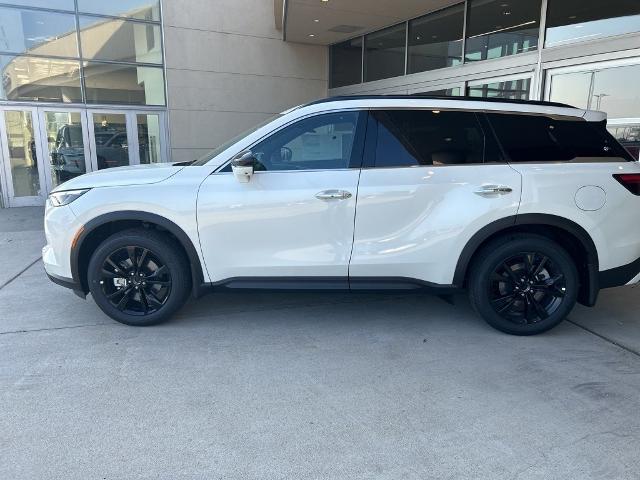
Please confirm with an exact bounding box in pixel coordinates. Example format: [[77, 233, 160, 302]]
[[87, 228, 191, 326], [468, 234, 578, 335]]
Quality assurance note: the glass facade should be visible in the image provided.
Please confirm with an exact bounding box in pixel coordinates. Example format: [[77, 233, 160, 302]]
[[548, 63, 640, 118], [546, 0, 640, 47], [465, 0, 541, 62], [408, 4, 464, 74], [364, 24, 406, 82], [329, 38, 362, 88], [468, 78, 532, 100], [0, 0, 165, 106]]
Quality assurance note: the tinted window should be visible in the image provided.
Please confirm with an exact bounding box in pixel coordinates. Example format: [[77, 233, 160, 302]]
[[330, 38, 362, 88], [372, 110, 487, 167], [488, 113, 634, 162], [546, 0, 640, 47], [364, 24, 406, 82], [465, 0, 541, 62], [408, 4, 464, 74], [249, 112, 362, 171]]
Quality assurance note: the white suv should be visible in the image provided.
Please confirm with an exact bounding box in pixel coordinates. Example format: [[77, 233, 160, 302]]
[[43, 96, 640, 335]]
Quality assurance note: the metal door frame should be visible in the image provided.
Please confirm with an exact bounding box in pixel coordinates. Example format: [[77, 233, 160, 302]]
[[0, 105, 47, 207], [36, 106, 92, 196]]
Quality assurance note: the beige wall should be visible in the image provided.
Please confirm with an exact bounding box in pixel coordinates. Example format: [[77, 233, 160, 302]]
[[161, 0, 329, 162]]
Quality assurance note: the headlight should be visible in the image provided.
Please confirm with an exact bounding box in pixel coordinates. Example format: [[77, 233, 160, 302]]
[[48, 188, 90, 207]]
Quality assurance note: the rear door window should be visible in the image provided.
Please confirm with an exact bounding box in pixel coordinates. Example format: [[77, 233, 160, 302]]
[[370, 110, 493, 167], [487, 113, 634, 162]]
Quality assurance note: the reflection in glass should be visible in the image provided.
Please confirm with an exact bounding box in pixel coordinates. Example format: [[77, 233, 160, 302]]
[[364, 23, 406, 82], [546, 0, 640, 47], [408, 4, 464, 74], [137, 114, 162, 164], [421, 87, 462, 96], [92, 113, 130, 169], [83, 62, 165, 105], [0, 7, 78, 58], [79, 16, 162, 64], [0, 55, 82, 103], [468, 78, 531, 100], [3, 111, 40, 197], [608, 125, 640, 160], [3, 0, 74, 11], [78, 0, 160, 21], [44, 112, 87, 187], [548, 63, 640, 118], [329, 38, 362, 88], [465, 0, 541, 62]]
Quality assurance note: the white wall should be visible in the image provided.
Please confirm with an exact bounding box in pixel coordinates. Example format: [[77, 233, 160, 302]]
[[162, 0, 328, 161]]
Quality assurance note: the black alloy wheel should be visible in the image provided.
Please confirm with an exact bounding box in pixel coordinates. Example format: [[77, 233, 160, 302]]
[[100, 245, 172, 316], [489, 252, 567, 325], [88, 229, 191, 326], [468, 235, 578, 335]]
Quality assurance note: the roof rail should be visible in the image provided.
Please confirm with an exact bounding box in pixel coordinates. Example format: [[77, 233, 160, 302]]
[[305, 94, 575, 110]]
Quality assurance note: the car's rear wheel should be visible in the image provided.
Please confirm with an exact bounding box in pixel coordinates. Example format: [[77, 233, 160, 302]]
[[468, 235, 578, 335], [87, 229, 191, 326]]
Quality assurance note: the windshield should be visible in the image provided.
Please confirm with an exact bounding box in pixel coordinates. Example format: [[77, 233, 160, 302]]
[[191, 114, 283, 166]]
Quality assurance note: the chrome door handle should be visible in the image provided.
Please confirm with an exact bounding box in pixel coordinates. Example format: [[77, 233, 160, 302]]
[[474, 185, 513, 196], [315, 189, 352, 200]]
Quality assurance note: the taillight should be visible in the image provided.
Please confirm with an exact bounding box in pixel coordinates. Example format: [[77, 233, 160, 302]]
[[613, 174, 640, 195]]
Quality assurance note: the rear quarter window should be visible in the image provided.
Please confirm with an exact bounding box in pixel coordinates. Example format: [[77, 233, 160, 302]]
[[487, 113, 634, 163]]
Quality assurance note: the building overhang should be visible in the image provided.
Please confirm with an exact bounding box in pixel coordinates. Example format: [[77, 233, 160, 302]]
[[277, 0, 461, 45]]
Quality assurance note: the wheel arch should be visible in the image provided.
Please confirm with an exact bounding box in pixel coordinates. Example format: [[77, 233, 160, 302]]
[[454, 214, 600, 306], [72, 211, 205, 296]]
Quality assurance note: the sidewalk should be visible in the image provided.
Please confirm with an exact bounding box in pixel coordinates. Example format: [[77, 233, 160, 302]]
[[0, 207, 45, 288]]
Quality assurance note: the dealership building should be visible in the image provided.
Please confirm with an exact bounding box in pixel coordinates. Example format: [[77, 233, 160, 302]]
[[0, 0, 638, 207]]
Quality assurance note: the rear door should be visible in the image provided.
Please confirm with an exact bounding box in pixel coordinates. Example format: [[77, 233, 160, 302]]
[[349, 108, 522, 287]]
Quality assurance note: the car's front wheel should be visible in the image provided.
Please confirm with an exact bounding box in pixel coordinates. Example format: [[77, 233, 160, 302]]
[[468, 234, 579, 335], [87, 229, 191, 326]]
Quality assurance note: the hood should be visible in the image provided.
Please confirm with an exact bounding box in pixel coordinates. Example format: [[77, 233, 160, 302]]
[[52, 162, 186, 192]]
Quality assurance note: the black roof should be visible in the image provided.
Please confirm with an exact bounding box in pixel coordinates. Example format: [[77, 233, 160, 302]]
[[306, 94, 575, 110]]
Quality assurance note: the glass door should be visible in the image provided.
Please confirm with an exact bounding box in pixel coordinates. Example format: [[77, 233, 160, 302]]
[[37, 108, 92, 191], [87, 110, 133, 170], [86, 110, 167, 170], [0, 107, 46, 207]]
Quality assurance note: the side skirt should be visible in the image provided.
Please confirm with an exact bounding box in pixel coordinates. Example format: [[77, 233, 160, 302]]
[[195, 276, 462, 296]]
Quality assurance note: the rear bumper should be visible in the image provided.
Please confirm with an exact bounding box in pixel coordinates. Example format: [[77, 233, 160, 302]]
[[599, 256, 640, 289]]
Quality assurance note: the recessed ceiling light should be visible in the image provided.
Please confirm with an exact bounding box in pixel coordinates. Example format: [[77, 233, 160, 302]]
[[503, 11, 511, 15], [309, 34, 315, 37], [321, 0, 329, 2], [314, 19, 320, 22]]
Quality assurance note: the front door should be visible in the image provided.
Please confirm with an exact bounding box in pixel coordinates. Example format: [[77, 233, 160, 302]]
[[349, 109, 522, 286], [0, 107, 46, 207], [197, 111, 366, 284]]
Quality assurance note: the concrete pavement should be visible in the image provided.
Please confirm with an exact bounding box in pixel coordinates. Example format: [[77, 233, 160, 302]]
[[1, 207, 640, 479]]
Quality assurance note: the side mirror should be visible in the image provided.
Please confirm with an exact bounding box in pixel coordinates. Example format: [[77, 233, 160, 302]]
[[231, 150, 256, 183]]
